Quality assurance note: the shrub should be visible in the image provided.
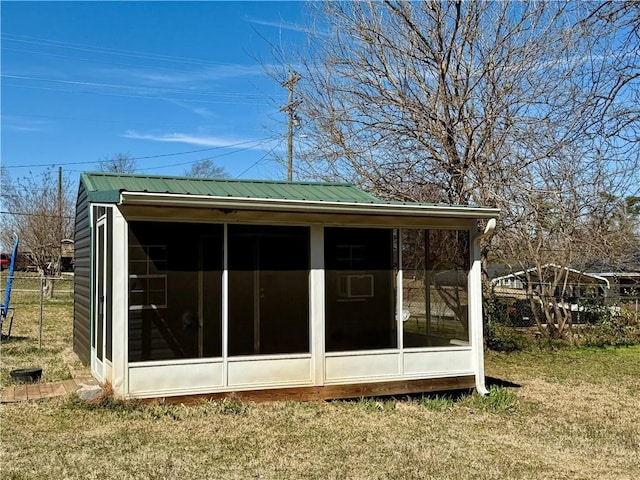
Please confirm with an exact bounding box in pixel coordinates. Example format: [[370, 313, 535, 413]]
[[575, 313, 640, 347], [486, 322, 530, 352]]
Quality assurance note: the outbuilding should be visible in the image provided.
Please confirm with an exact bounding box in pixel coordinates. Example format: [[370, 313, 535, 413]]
[[73, 172, 498, 400]]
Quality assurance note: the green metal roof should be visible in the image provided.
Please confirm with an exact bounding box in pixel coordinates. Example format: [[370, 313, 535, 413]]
[[80, 172, 384, 204], [79, 172, 501, 219]]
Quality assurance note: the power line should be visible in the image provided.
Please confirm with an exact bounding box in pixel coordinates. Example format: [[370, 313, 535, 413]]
[[4, 112, 210, 129], [1, 46, 285, 88], [60, 138, 278, 174], [1, 43, 284, 103], [1, 138, 274, 169], [1, 32, 243, 68], [238, 139, 285, 177], [1, 74, 275, 99], [144, 140, 276, 172], [3, 82, 274, 106], [133, 138, 273, 161], [0, 210, 74, 219], [1, 46, 202, 74]]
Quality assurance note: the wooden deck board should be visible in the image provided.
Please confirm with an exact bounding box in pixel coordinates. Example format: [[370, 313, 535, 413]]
[[51, 382, 68, 397], [154, 376, 476, 405], [61, 380, 79, 394], [1, 387, 16, 403], [26, 384, 40, 399], [3, 375, 477, 404], [12, 385, 28, 402], [38, 383, 54, 398]]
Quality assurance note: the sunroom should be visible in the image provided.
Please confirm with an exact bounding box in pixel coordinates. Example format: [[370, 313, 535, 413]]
[[73, 172, 498, 400]]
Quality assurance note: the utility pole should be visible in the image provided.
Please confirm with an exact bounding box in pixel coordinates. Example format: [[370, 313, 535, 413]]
[[280, 71, 301, 181], [57, 166, 62, 277]]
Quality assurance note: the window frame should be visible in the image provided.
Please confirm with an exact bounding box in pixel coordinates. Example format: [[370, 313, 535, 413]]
[[128, 244, 168, 311]]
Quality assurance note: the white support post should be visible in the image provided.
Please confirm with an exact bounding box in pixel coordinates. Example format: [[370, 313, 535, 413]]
[[396, 229, 404, 373], [310, 225, 325, 386], [470, 219, 496, 395], [222, 224, 229, 387], [111, 207, 128, 397]]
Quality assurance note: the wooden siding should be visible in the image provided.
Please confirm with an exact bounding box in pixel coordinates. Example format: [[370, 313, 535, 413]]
[[73, 182, 91, 365]]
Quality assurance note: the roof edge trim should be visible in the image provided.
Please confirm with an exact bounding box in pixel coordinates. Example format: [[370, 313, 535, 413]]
[[118, 191, 500, 218]]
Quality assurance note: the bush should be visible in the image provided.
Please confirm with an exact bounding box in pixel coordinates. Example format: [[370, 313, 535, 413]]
[[485, 292, 640, 350], [485, 295, 533, 351], [575, 313, 640, 347], [486, 322, 530, 352]]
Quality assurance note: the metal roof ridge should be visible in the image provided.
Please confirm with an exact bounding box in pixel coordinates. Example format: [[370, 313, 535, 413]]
[[385, 199, 474, 208], [81, 171, 357, 188]]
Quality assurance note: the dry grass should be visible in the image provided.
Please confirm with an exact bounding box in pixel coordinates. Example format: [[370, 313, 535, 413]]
[[1, 273, 87, 387], [1, 278, 639, 479]]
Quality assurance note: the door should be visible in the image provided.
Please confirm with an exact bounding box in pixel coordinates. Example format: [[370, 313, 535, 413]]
[[92, 219, 107, 380]]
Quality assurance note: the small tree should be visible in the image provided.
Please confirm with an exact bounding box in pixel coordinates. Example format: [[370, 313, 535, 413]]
[[1, 168, 74, 296], [98, 153, 136, 173], [183, 159, 227, 178]]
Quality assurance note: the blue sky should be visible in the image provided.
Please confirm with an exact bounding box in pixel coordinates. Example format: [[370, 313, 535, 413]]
[[1, 1, 310, 184]]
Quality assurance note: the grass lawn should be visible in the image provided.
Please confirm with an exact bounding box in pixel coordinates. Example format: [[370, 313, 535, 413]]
[[1, 277, 639, 479], [1, 273, 85, 386]]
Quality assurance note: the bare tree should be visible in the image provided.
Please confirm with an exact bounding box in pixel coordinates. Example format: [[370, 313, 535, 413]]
[[493, 4, 640, 335], [270, 0, 640, 338], [1, 168, 74, 294], [584, 1, 639, 110], [98, 153, 137, 173], [287, 2, 586, 202], [183, 159, 227, 178], [494, 143, 639, 338]]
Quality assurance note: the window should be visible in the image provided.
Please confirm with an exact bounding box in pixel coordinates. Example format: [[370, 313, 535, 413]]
[[128, 245, 167, 310], [325, 227, 396, 352], [337, 274, 374, 298]]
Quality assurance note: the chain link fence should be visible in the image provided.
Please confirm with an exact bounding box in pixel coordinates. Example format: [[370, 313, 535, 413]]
[[5, 273, 74, 301], [486, 286, 640, 350], [487, 291, 640, 327], [1, 272, 74, 344]]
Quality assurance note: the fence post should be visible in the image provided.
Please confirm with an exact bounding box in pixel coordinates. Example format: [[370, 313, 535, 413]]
[[39, 276, 44, 349]]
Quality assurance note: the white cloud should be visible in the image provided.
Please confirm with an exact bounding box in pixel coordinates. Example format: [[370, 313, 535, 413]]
[[190, 107, 216, 119], [246, 17, 305, 32], [100, 63, 273, 89], [246, 16, 323, 36], [2, 115, 50, 133], [167, 100, 218, 119], [122, 130, 272, 150]]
